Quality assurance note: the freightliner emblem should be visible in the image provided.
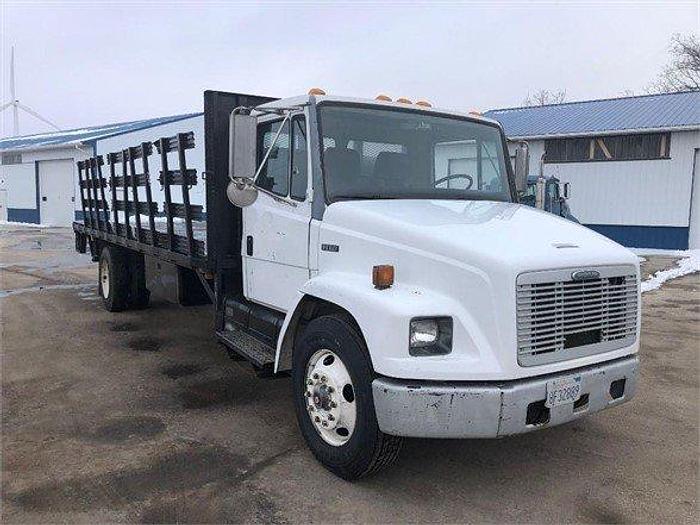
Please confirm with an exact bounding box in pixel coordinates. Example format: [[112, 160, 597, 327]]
[[571, 270, 601, 281]]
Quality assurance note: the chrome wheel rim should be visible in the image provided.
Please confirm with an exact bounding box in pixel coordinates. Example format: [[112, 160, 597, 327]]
[[99, 258, 110, 299], [305, 349, 356, 447]]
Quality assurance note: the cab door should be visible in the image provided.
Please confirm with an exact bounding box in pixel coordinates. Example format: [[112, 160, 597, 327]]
[[242, 113, 312, 312]]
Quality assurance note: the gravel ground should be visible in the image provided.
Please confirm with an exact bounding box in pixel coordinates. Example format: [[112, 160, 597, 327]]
[[1, 225, 698, 524]]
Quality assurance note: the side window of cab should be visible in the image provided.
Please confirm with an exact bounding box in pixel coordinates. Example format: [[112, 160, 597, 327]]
[[256, 120, 290, 196], [256, 115, 308, 201]]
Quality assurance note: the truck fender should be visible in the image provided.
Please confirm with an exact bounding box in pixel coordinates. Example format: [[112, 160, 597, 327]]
[[275, 273, 372, 373], [274, 271, 476, 375]]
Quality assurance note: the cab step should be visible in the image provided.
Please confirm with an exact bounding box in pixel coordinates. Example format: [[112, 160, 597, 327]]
[[218, 294, 285, 376], [216, 327, 276, 372]]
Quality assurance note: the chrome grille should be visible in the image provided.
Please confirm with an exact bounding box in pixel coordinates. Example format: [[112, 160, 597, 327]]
[[517, 267, 638, 366]]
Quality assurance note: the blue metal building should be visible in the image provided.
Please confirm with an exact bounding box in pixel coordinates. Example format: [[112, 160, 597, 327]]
[[486, 91, 700, 250]]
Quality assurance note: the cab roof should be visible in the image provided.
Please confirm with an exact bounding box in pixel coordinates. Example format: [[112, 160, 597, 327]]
[[256, 94, 503, 128]]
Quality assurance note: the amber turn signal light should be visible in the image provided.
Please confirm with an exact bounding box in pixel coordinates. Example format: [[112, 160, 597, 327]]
[[373, 265, 395, 290]]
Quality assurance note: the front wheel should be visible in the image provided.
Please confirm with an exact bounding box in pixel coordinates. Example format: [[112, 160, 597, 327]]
[[292, 315, 403, 480]]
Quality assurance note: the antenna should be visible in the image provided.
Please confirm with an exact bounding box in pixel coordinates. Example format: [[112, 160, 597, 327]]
[[1, 46, 61, 136]]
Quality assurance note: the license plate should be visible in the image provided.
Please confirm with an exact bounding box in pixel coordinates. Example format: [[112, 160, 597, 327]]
[[545, 375, 582, 408]]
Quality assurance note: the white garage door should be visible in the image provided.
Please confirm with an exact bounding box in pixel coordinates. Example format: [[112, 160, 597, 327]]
[[38, 159, 75, 226]]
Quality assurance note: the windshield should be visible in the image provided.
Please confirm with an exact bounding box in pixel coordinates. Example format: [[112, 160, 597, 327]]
[[318, 105, 512, 202]]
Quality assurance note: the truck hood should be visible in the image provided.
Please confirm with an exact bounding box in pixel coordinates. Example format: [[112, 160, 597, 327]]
[[323, 199, 638, 272]]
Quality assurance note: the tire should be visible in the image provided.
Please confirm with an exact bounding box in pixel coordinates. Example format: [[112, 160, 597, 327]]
[[98, 246, 130, 312], [292, 314, 403, 481]]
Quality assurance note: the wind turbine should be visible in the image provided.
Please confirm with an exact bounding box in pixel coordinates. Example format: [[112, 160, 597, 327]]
[[1, 46, 61, 136]]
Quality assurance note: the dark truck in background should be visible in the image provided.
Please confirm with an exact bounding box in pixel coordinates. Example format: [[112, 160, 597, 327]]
[[521, 175, 579, 222]]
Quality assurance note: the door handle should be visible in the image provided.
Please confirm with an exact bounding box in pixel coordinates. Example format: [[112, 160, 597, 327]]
[[246, 235, 254, 256], [42, 196, 47, 201]]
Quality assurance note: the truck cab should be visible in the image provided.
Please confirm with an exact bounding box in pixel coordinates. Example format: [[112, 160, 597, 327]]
[[227, 92, 639, 478]]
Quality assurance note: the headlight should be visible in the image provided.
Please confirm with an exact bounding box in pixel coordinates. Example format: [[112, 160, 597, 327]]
[[409, 317, 453, 356]]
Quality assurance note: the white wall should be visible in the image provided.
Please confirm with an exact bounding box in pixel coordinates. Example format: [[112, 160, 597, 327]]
[[0, 162, 35, 209], [515, 130, 700, 227], [95, 116, 205, 211]]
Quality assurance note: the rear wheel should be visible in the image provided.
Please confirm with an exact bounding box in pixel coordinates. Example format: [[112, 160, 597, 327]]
[[292, 314, 403, 480], [99, 246, 129, 312]]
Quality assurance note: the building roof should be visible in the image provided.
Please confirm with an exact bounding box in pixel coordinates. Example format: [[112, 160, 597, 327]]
[[484, 90, 700, 139], [0, 112, 203, 152]]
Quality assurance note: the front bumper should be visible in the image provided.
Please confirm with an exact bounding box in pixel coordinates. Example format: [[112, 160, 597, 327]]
[[372, 355, 639, 438]]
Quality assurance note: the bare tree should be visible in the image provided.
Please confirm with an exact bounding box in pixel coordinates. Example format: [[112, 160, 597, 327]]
[[648, 33, 700, 93], [522, 89, 567, 106]]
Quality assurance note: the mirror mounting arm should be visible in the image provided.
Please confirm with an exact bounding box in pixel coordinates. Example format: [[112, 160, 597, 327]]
[[251, 112, 292, 183], [244, 111, 297, 207]]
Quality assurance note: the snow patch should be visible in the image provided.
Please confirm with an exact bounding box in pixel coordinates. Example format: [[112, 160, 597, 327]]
[[641, 250, 700, 293], [0, 221, 55, 229]]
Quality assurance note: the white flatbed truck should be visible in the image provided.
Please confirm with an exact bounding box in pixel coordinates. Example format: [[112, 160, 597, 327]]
[[74, 89, 640, 480]]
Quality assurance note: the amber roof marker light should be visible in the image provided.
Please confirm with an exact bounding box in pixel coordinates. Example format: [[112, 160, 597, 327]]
[[415, 100, 432, 108], [375, 94, 392, 102], [308, 87, 326, 96], [396, 97, 412, 104]]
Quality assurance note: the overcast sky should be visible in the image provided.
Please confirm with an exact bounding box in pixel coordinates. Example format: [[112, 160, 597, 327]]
[[1, 0, 698, 137]]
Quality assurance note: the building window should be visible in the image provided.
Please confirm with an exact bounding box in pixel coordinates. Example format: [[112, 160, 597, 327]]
[[1, 153, 22, 165], [544, 132, 671, 163]]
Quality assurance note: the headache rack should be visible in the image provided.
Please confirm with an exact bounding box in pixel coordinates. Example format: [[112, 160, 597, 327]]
[[73, 90, 277, 273], [516, 265, 639, 367], [74, 131, 208, 269]]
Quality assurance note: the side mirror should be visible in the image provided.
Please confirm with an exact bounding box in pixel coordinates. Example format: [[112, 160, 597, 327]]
[[562, 182, 571, 199], [514, 142, 529, 194], [227, 111, 258, 207], [227, 177, 259, 207]]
